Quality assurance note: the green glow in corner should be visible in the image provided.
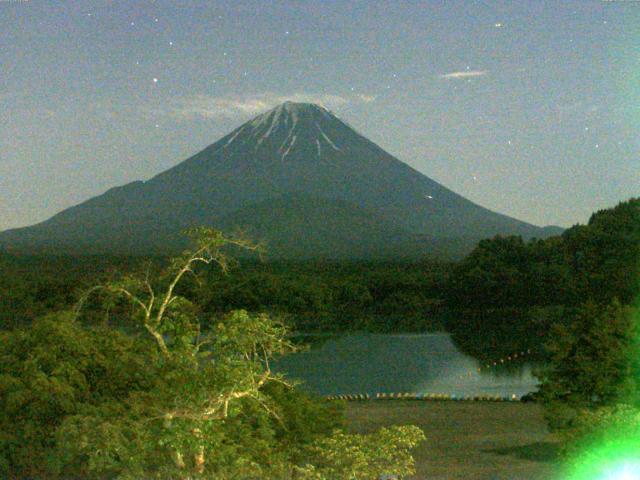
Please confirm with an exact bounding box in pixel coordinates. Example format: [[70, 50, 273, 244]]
[[561, 304, 640, 480], [560, 412, 640, 479], [602, 462, 640, 480], [565, 450, 640, 480]]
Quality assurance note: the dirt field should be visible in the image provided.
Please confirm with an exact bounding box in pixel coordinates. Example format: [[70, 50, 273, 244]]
[[344, 400, 561, 480]]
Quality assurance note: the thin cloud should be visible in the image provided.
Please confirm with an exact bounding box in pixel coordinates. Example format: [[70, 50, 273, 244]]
[[356, 94, 377, 103], [158, 93, 367, 121], [557, 101, 600, 114], [439, 70, 488, 79]]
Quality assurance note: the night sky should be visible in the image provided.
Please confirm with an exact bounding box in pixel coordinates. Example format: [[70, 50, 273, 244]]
[[1, 0, 638, 231]]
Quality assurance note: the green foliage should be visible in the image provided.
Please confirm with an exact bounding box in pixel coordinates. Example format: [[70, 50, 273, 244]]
[[296, 425, 425, 480], [563, 404, 640, 455], [447, 199, 640, 465], [446, 198, 639, 362], [537, 301, 640, 433], [0, 253, 451, 334], [447, 235, 571, 308], [0, 254, 156, 328], [0, 229, 424, 479], [0, 312, 422, 479], [447, 306, 561, 363], [0, 311, 157, 478], [564, 199, 640, 305], [449, 198, 639, 310], [260, 382, 344, 457]]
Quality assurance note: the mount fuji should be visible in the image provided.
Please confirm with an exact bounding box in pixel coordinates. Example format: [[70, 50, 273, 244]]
[[0, 102, 561, 259]]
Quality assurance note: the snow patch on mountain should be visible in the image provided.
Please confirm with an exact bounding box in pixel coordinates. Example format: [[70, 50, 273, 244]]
[[281, 135, 297, 160], [257, 110, 283, 146], [316, 123, 340, 151], [225, 125, 246, 147]]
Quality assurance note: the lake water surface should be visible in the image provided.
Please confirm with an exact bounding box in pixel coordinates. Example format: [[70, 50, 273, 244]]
[[273, 333, 538, 398]]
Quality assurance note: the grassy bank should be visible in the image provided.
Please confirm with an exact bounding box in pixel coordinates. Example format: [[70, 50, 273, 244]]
[[345, 400, 560, 480]]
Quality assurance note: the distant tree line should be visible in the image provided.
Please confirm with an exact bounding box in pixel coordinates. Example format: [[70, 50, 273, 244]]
[[194, 260, 450, 332], [1, 199, 637, 357], [0, 255, 452, 332], [448, 198, 639, 308]]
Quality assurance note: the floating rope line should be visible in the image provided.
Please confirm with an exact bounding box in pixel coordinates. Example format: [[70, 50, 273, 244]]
[[456, 348, 533, 380], [323, 349, 534, 402], [325, 392, 522, 402]]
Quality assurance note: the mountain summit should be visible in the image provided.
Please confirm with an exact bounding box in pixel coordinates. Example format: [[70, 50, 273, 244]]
[[0, 102, 561, 258]]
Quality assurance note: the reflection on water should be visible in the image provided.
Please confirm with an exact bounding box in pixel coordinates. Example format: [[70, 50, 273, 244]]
[[273, 333, 539, 397]]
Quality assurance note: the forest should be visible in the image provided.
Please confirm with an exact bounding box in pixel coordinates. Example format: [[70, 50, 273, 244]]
[[2, 198, 637, 357], [0, 198, 638, 478]]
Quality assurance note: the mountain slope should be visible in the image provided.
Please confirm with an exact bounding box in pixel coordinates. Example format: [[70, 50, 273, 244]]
[[215, 192, 419, 259], [0, 102, 562, 257]]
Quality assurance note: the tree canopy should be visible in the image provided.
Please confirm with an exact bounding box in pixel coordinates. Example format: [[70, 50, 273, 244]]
[[0, 228, 425, 479]]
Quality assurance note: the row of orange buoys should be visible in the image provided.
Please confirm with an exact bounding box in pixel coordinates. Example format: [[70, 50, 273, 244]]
[[325, 392, 521, 401], [457, 348, 533, 380]]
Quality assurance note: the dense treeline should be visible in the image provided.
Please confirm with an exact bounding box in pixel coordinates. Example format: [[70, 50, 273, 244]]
[[448, 198, 639, 308], [1, 198, 637, 357], [0, 255, 148, 329], [446, 197, 640, 468], [445, 198, 639, 363], [0, 255, 452, 332], [196, 261, 450, 332]]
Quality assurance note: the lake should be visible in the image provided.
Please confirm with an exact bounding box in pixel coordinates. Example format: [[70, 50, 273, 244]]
[[273, 333, 539, 398]]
